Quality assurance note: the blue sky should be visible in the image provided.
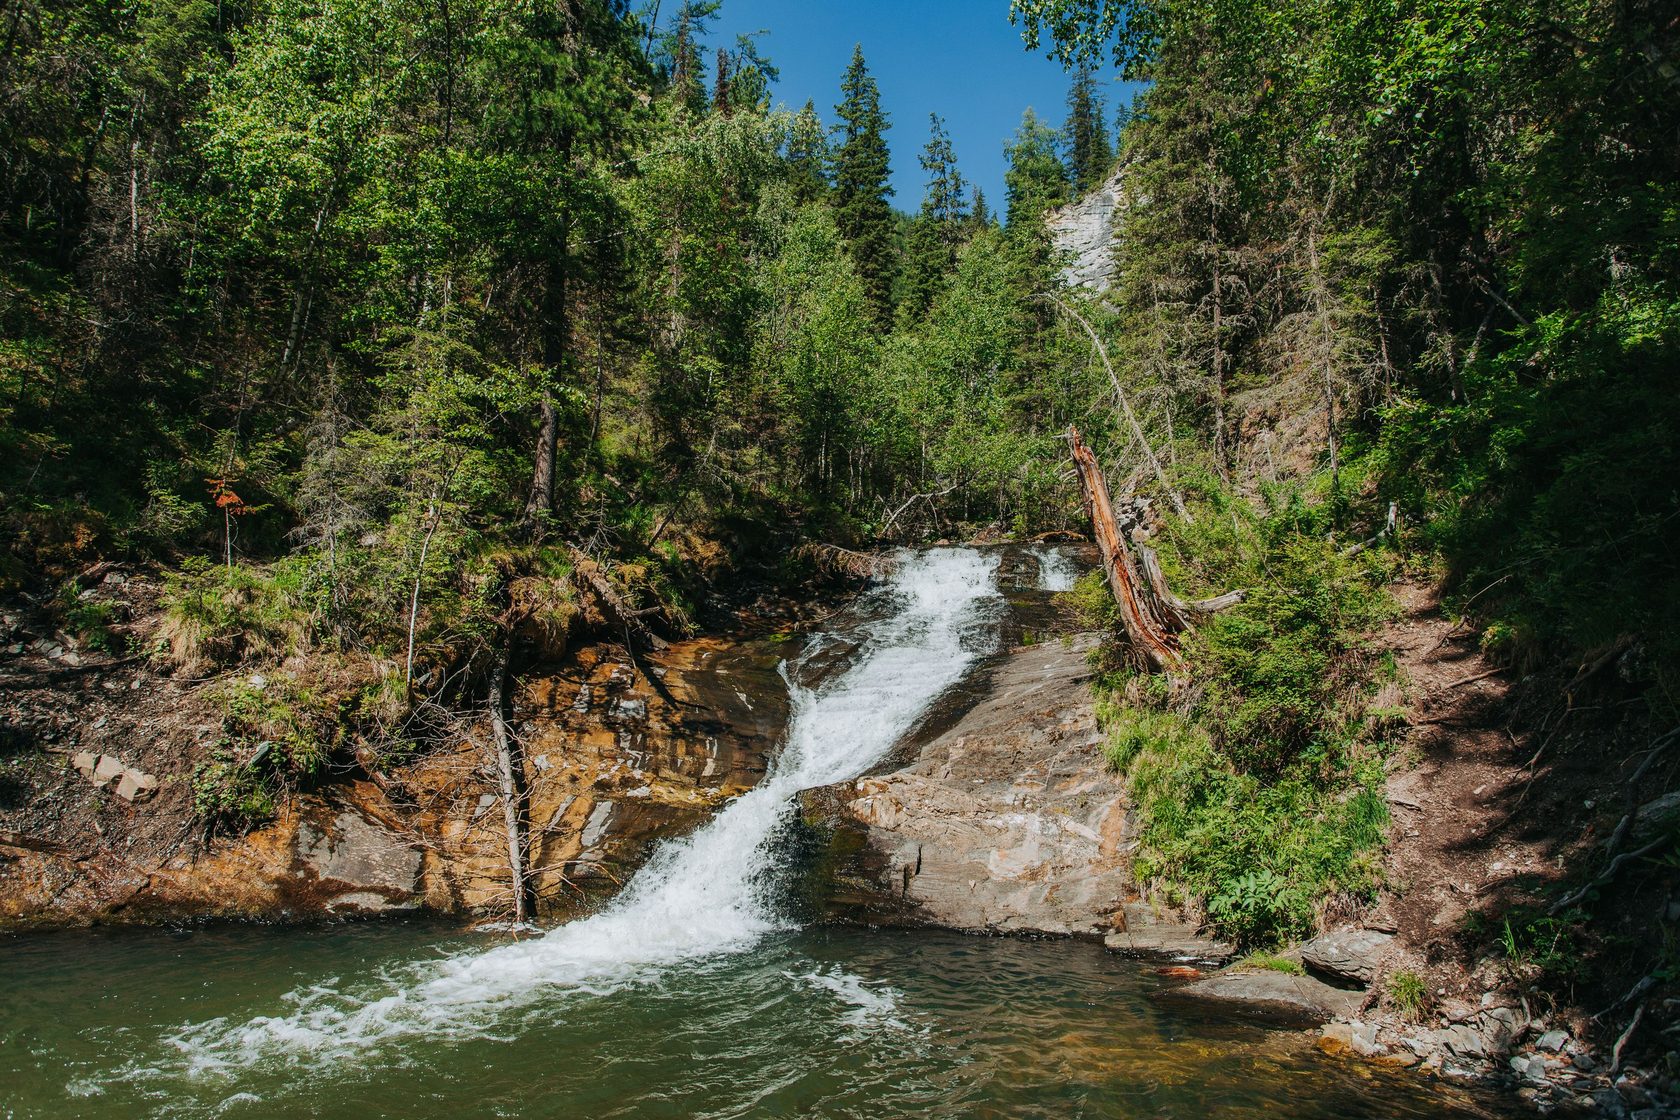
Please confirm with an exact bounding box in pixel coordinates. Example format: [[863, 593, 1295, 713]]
[[702, 1, 1140, 213]]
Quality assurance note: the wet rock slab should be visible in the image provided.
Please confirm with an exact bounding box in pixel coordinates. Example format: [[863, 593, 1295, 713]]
[[1167, 968, 1366, 1024], [803, 634, 1214, 947]]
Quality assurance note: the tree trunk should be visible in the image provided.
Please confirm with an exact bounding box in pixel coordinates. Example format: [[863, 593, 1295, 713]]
[[1067, 425, 1242, 673], [487, 638, 531, 924], [1068, 425, 1184, 673]]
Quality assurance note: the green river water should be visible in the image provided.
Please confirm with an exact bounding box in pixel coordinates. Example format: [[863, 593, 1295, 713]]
[[1, 922, 1514, 1119]]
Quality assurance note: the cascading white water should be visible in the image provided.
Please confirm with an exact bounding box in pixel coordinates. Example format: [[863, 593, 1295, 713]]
[[165, 547, 1002, 1076], [1033, 545, 1078, 592]]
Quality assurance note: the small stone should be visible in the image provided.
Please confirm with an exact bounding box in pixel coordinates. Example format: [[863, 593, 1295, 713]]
[[1439, 1024, 1488, 1059], [1538, 1029, 1570, 1052], [113, 771, 158, 802], [248, 673, 267, 690], [92, 754, 125, 785], [1574, 1051, 1599, 1072], [71, 751, 99, 778], [1318, 1023, 1354, 1057]]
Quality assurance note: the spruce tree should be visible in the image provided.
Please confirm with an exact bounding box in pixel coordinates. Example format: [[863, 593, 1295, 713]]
[[831, 44, 896, 327], [1065, 65, 1113, 192], [1003, 108, 1069, 226], [785, 100, 831, 204], [900, 114, 968, 319]]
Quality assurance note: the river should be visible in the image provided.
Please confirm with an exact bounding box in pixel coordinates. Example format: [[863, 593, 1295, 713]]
[[0, 548, 1511, 1118]]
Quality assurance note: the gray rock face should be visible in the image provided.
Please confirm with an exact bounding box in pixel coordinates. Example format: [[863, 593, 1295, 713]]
[[1046, 167, 1125, 291], [1300, 927, 1393, 985], [1103, 902, 1234, 961], [296, 809, 423, 913], [806, 635, 1196, 942], [1168, 968, 1365, 1024]]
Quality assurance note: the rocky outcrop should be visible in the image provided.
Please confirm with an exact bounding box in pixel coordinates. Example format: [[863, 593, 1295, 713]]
[[1047, 166, 1125, 291], [1167, 968, 1366, 1024], [0, 632, 787, 927], [1300, 927, 1393, 985], [803, 634, 1225, 952]]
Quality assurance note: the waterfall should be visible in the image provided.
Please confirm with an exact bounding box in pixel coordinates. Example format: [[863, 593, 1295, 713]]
[[1033, 545, 1079, 592], [167, 547, 1003, 1075]]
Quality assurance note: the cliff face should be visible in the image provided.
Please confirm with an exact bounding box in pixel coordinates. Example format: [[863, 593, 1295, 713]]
[[0, 629, 788, 928], [1046, 166, 1125, 292]]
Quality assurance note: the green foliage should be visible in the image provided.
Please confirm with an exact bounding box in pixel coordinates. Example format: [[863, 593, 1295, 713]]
[[1496, 908, 1587, 985], [1094, 478, 1397, 947], [1239, 950, 1304, 975], [192, 749, 279, 830], [1386, 969, 1428, 1020], [1003, 109, 1069, 228], [832, 46, 897, 326]]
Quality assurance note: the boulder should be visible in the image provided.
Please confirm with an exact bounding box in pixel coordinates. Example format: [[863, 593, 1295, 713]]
[[1166, 968, 1366, 1024], [1300, 927, 1393, 985]]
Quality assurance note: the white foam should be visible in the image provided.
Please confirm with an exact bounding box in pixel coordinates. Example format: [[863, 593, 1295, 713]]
[[162, 548, 1002, 1076], [790, 968, 910, 1033], [1033, 545, 1079, 592]]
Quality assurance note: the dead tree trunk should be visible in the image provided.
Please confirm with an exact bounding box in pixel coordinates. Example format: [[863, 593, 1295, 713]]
[[1067, 425, 1243, 674], [486, 638, 531, 924]]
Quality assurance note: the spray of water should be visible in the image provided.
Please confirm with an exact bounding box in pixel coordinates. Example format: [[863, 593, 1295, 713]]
[[162, 548, 1002, 1076]]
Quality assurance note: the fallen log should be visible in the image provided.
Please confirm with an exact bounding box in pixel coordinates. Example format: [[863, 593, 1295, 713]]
[[486, 637, 532, 924], [1068, 425, 1184, 673], [1067, 425, 1243, 674]]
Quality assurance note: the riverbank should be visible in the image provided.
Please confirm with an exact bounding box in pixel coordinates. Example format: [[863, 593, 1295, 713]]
[[0, 563, 816, 929]]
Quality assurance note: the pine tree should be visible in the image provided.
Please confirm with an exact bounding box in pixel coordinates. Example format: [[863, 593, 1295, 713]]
[[900, 114, 968, 319], [658, 1, 718, 114], [1066, 65, 1113, 192], [831, 44, 896, 327], [1003, 108, 1069, 227], [785, 100, 831, 204], [969, 187, 993, 232]]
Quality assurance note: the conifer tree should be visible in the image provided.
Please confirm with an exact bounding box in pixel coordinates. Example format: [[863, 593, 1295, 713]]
[[831, 44, 897, 327], [1003, 108, 1069, 226], [785, 100, 831, 204], [900, 114, 969, 319], [1065, 65, 1113, 191]]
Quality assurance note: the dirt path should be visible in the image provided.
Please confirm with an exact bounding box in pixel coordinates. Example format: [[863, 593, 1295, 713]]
[[1370, 581, 1677, 1033]]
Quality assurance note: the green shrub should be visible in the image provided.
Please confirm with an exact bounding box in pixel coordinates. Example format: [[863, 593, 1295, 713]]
[[191, 748, 278, 828], [1387, 969, 1428, 1020], [1092, 476, 1398, 947]]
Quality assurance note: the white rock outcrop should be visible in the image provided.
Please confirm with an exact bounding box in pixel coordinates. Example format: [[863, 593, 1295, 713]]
[[1046, 165, 1125, 291]]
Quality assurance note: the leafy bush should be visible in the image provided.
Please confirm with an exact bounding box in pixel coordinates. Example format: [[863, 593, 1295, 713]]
[[1095, 477, 1398, 947]]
